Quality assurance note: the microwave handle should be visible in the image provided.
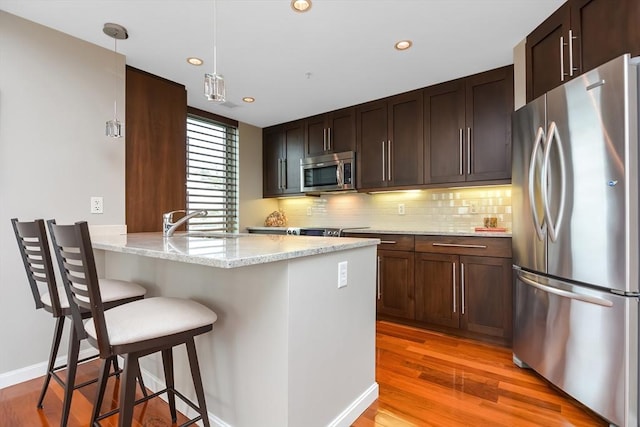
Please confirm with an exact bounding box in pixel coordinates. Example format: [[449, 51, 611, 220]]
[[336, 161, 344, 188]]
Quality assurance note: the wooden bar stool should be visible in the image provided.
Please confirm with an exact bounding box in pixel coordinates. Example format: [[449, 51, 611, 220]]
[[11, 218, 148, 427], [48, 220, 217, 427]]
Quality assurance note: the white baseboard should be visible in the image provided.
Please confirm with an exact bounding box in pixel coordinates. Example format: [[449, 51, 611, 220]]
[[0, 348, 97, 389], [327, 382, 379, 427]]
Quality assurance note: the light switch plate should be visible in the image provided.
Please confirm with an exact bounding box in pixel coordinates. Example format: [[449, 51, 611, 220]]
[[338, 261, 348, 288]]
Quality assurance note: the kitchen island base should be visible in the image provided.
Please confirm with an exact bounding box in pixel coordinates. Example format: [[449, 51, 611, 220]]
[[95, 244, 377, 427]]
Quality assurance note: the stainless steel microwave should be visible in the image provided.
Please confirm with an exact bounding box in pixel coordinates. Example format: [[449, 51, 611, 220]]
[[300, 151, 355, 192]]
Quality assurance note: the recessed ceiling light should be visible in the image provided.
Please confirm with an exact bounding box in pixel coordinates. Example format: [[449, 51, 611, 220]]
[[187, 57, 203, 66], [394, 40, 413, 51], [242, 97, 255, 103], [291, 0, 312, 13]]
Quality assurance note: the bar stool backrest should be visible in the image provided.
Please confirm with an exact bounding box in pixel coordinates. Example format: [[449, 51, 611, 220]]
[[11, 218, 63, 318], [48, 220, 111, 358]]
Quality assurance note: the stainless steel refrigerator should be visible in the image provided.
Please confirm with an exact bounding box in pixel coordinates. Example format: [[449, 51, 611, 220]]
[[512, 53, 639, 426]]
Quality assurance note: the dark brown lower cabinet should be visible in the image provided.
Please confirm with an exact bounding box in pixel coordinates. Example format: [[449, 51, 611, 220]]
[[414, 236, 513, 345], [415, 252, 459, 328], [377, 249, 415, 319], [460, 255, 512, 339], [345, 233, 513, 345]]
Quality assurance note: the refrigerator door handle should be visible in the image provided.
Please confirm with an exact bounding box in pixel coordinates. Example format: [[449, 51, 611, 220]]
[[518, 273, 613, 307], [529, 126, 546, 241], [542, 121, 567, 242]]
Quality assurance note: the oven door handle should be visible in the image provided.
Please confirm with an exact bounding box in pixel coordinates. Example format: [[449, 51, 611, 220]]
[[336, 160, 344, 189]]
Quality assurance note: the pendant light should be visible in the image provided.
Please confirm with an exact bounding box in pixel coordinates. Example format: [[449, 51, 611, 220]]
[[204, 0, 226, 102], [103, 23, 128, 138]]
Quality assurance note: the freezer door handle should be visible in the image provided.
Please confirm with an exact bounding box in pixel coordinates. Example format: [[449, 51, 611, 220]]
[[518, 273, 613, 307], [529, 126, 546, 241], [542, 121, 566, 242]]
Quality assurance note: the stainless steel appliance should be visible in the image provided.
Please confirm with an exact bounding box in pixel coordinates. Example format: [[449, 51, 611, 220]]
[[246, 226, 367, 237], [300, 151, 355, 193], [285, 226, 367, 237], [512, 54, 639, 426]]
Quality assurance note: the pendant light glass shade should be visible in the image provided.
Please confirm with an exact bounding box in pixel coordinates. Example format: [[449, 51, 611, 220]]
[[204, 72, 225, 102], [105, 118, 123, 138]]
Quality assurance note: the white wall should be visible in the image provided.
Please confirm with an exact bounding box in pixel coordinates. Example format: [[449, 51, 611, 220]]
[[513, 39, 527, 109], [238, 122, 278, 231], [0, 11, 126, 378]]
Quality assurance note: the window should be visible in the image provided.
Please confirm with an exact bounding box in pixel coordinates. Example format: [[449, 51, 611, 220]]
[[186, 111, 238, 232]]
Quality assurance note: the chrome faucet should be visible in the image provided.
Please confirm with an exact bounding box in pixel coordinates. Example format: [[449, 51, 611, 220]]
[[163, 210, 208, 237]]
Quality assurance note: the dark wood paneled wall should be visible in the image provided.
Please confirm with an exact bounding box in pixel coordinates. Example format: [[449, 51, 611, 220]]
[[125, 66, 187, 232]]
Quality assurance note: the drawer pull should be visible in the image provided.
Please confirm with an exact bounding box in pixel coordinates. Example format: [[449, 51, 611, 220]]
[[380, 240, 397, 244], [452, 263, 456, 313], [432, 243, 487, 249], [461, 262, 466, 315]]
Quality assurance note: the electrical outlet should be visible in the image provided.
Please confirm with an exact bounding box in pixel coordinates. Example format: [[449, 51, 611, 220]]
[[398, 203, 405, 215], [90, 196, 104, 214], [338, 261, 348, 288], [470, 201, 478, 214], [307, 206, 312, 216]]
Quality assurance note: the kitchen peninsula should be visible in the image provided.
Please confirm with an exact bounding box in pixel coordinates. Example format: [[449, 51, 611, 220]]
[[90, 232, 379, 427]]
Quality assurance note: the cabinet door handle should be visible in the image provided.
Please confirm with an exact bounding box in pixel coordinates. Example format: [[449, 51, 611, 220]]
[[432, 242, 487, 249], [461, 262, 465, 315], [377, 256, 381, 300], [323, 128, 327, 151], [568, 29, 577, 76], [277, 158, 283, 189], [459, 129, 463, 175], [467, 127, 471, 175], [282, 158, 287, 189], [387, 140, 392, 181], [452, 262, 457, 313], [560, 36, 565, 82], [327, 127, 332, 151], [379, 240, 397, 244], [381, 141, 386, 181]]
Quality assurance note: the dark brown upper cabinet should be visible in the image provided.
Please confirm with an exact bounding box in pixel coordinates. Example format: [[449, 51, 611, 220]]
[[305, 107, 355, 157], [263, 120, 305, 197], [425, 66, 513, 185], [526, 0, 640, 102], [356, 90, 424, 191]]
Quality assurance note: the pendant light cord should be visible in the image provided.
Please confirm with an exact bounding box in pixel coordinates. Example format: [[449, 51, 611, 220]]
[[113, 36, 118, 119], [213, 0, 217, 75]]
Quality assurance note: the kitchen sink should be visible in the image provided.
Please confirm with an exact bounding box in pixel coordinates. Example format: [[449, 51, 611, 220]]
[[185, 232, 244, 239]]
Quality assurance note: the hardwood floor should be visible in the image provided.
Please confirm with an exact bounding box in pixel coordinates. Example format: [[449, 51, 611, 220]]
[[353, 321, 608, 426], [0, 359, 189, 426], [0, 321, 608, 426]]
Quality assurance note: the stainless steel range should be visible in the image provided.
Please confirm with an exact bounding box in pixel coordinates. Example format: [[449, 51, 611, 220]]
[[247, 226, 368, 237], [285, 227, 368, 237]]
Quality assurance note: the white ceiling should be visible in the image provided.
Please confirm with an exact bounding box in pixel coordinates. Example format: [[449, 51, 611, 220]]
[[1, 0, 563, 128]]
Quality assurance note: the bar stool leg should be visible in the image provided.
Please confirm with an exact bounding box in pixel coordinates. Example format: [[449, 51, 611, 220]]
[[37, 316, 65, 408], [90, 358, 112, 426], [118, 353, 139, 427], [60, 324, 81, 427], [186, 338, 210, 427], [161, 348, 177, 423]]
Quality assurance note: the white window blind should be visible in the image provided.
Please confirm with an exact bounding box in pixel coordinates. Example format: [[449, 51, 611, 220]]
[[186, 113, 238, 232]]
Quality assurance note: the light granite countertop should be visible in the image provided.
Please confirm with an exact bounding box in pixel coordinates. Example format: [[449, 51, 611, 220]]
[[91, 232, 380, 269]]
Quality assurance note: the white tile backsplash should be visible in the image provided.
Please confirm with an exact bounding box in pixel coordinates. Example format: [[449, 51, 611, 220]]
[[276, 185, 512, 232]]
